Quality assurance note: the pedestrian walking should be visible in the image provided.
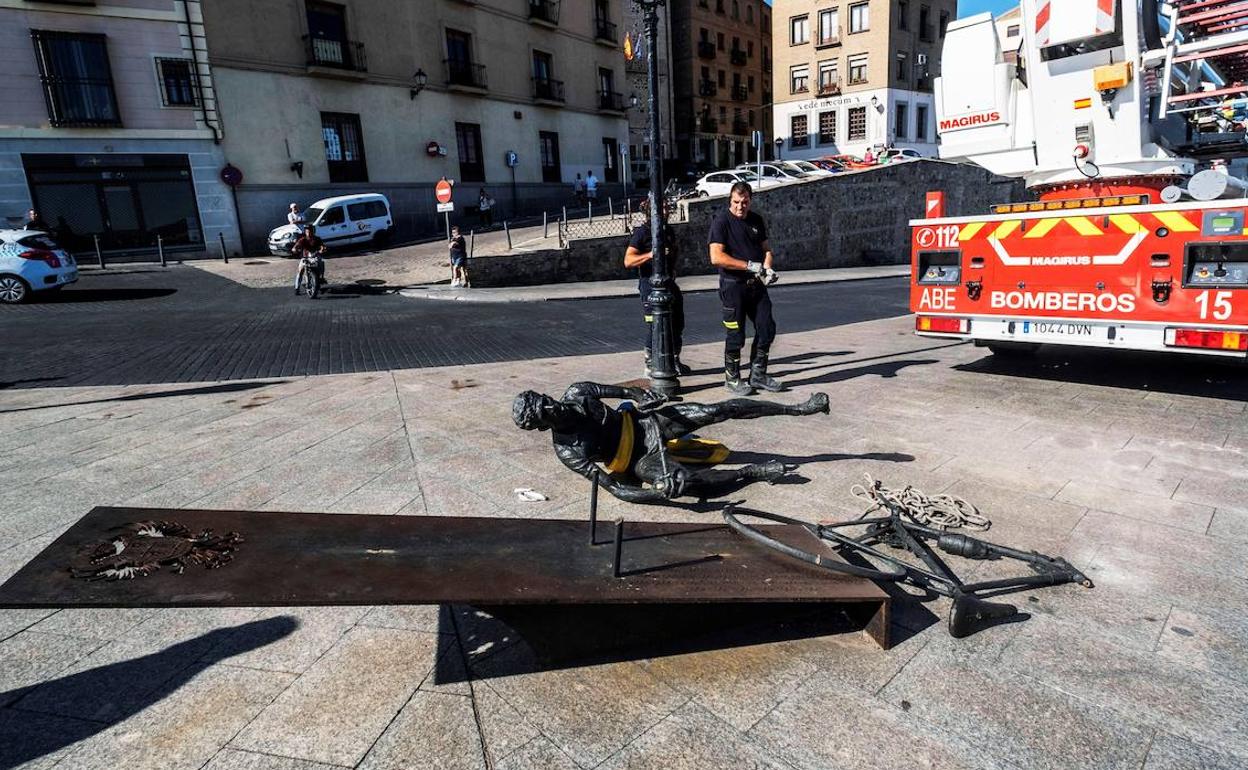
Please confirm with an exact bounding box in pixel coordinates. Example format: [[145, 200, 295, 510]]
[[572, 174, 585, 205], [478, 189, 494, 227], [708, 181, 781, 395], [624, 199, 691, 377], [287, 203, 305, 228], [449, 225, 470, 288], [585, 170, 599, 201], [23, 208, 49, 232]]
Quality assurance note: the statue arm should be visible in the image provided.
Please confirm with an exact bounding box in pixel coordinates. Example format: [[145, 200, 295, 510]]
[[562, 382, 644, 402], [555, 449, 666, 504]]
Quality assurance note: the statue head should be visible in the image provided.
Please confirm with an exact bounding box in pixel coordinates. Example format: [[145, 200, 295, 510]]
[[512, 390, 563, 431]]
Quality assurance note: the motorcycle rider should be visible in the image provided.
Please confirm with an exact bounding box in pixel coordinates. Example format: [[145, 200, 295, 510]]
[[292, 224, 326, 294]]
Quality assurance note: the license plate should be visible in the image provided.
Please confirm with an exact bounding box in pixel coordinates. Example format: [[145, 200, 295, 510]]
[[1021, 320, 1102, 340]]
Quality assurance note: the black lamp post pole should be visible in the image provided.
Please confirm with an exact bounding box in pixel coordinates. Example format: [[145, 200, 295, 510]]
[[635, 0, 679, 397]]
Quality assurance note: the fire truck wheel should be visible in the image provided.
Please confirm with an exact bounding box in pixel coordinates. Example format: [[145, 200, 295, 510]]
[[983, 342, 1040, 358]]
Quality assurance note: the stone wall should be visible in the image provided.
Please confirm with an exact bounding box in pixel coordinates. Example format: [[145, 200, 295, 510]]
[[469, 160, 1024, 287]]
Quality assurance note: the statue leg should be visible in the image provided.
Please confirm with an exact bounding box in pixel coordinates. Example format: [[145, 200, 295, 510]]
[[653, 393, 829, 439], [635, 451, 787, 500]]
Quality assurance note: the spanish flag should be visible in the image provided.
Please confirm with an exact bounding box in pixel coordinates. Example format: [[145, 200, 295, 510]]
[[624, 32, 634, 61]]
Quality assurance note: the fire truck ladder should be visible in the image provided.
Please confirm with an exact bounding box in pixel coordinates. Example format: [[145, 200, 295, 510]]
[[1159, 0, 1248, 144]]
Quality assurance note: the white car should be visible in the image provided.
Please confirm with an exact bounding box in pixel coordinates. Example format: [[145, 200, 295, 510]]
[[0, 229, 77, 304], [695, 170, 783, 197], [878, 148, 923, 163], [268, 193, 393, 256], [787, 160, 835, 177], [736, 162, 809, 183]]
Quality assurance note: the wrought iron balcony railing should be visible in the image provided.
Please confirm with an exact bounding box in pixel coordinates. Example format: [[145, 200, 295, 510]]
[[731, 84, 748, 101], [595, 17, 617, 43], [698, 79, 718, 97], [697, 41, 716, 59], [445, 59, 487, 89], [598, 90, 625, 111], [529, 0, 560, 25], [304, 35, 367, 71], [532, 76, 565, 102]]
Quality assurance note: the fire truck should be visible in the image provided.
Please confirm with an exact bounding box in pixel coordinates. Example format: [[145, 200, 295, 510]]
[[911, 0, 1248, 358]]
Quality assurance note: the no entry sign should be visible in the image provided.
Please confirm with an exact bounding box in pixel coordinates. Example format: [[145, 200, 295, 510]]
[[435, 179, 453, 204]]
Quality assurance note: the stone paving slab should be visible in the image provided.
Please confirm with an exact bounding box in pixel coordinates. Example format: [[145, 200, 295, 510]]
[[2, 313, 1248, 769]]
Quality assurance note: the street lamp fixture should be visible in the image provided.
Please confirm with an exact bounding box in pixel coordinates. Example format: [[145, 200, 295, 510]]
[[410, 68, 428, 100], [629, 93, 640, 109]]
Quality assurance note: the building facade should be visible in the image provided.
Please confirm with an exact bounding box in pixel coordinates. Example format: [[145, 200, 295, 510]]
[[623, 3, 677, 184], [771, 0, 957, 161], [0, 1, 240, 258], [670, 0, 774, 170], [201, 0, 630, 249]]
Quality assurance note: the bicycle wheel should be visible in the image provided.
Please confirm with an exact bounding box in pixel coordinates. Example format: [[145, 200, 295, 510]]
[[722, 505, 909, 581]]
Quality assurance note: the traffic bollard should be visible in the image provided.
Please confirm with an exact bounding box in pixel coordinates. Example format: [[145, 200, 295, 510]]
[[543, 211, 548, 239], [157, 235, 166, 267], [219, 232, 228, 263], [504, 220, 512, 250], [588, 202, 593, 224], [94, 235, 106, 269], [609, 198, 614, 219]]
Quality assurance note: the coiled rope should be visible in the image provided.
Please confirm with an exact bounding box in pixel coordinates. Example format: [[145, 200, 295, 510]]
[[849, 474, 991, 531]]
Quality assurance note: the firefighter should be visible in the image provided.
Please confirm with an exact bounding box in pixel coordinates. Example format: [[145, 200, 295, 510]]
[[624, 198, 691, 376], [708, 181, 781, 395]]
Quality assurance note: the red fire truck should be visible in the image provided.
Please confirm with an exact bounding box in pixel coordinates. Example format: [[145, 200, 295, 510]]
[[912, 0, 1248, 358]]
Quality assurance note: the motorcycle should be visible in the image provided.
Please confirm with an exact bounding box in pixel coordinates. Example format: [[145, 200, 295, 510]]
[[297, 252, 324, 299]]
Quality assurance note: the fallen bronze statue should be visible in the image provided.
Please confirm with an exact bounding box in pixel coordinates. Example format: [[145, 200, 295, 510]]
[[723, 477, 1094, 638], [512, 381, 829, 504]]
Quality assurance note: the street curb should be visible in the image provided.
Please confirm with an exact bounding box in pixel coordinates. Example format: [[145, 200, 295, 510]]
[[398, 268, 909, 303]]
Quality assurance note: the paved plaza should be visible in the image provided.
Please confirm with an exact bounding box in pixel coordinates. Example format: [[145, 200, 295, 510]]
[[1, 272, 1247, 769]]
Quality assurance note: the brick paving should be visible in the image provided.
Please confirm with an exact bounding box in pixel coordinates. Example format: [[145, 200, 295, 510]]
[[1, 283, 1247, 769]]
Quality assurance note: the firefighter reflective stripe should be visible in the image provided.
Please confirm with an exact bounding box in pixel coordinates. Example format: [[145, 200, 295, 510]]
[[1155, 211, 1199, 232], [1064, 216, 1102, 236], [1022, 217, 1062, 239], [959, 221, 987, 240], [1109, 214, 1146, 233], [992, 220, 1021, 240], [643, 315, 654, 322], [723, 320, 740, 329], [605, 412, 635, 474]]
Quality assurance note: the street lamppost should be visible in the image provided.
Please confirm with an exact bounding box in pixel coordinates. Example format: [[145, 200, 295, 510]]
[[633, 0, 679, 397]]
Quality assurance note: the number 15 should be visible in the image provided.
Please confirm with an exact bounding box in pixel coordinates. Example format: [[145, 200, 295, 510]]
[[1196, 290, 1234, 321]]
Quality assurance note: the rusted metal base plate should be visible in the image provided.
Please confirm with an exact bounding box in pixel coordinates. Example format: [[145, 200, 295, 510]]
[[0, 507, 890, 648]]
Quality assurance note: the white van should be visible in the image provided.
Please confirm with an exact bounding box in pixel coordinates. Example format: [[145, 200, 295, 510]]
[[268, 193, 393, 256]]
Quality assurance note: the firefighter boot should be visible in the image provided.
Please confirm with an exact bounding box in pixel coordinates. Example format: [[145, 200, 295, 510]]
[[749, 351, 785, 392], [724, 353, 754, 396]]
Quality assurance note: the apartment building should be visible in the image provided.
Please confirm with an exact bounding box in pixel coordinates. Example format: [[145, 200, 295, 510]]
[[0, 1, 240, 258], [771, 0, 957, 160], [201, 0, 629, 248], [670, 0, 774, 170]]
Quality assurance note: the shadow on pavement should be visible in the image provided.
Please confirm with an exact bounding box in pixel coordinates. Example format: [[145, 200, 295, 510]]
[[38, 288, 178, 303], [957, 346, 1248, 401], [0, 380, 287, 413], [0, 377, 63, 390], [0, 617, 298, 768], [727, 450, 915, 466], [433, 602, 876, 684]]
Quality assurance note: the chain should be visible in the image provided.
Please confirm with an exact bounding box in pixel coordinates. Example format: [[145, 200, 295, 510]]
[[849, 474, 991, 531]]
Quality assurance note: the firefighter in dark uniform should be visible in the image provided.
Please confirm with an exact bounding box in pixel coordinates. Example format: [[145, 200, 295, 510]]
[[625, 199, 691, 376], [708, 181, 781, 395]]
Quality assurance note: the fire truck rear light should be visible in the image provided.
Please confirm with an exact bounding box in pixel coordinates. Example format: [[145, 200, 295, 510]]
[[993, 204, 1011, 214], [1044, 201, 1063, 210], [1101, 196, 1121, 206], [917, 316, 969, 334], [1010, 203, 1028, 213], [1121, 195, 1143, 205], [1027, 202, 1045, 211], [1167, 328, 1248, 351], [1062, 199, 1082, 209]]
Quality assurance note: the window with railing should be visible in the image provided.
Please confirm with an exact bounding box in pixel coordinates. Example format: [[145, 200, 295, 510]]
[[848, 105, 866, 140], [817, 9, 839, 46], [445, 29, 486, 88], [31, 30, 121, 127], [305, 1, 366, 71], [594, 0, 617, 41], [529, 0, 561, 25], [532, 51, 564, 102], [791, 114, 809, 148], [818, 110, 836, 144], [790, 65, 809, 93], [818, 61, 839, 95], [156, 57, 197, 107]]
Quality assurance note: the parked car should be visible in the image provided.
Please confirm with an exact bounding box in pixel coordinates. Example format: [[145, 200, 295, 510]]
[[823, 154, 875, 169], [268, 193, 393, 256], [787, 160, 836, 177], [0, 229, 77, 304], [735, 162, 809, 183], [877, 148, 924, 163], [809, 158, 849, 173], [694, 170, 782, 197]]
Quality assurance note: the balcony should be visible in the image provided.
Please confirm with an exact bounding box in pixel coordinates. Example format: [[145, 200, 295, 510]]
[[847, 74, 868, 86], [732, 119, 749, 135], [816, 31, 841, 48], [731, 84, 748, 101], [445, 59, 487, 90], [699, 116, 718, 132], [697, 41, 716, 59], [303, 35, 367, 75], [532, 76, 565, 103], [730, 48, 747, 66], [698, 79, 718, 97], [599, 90, 626, 112], [817, 79, 841, 96], [595, 17, 618, 44], [529, 0, 560, 26]]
